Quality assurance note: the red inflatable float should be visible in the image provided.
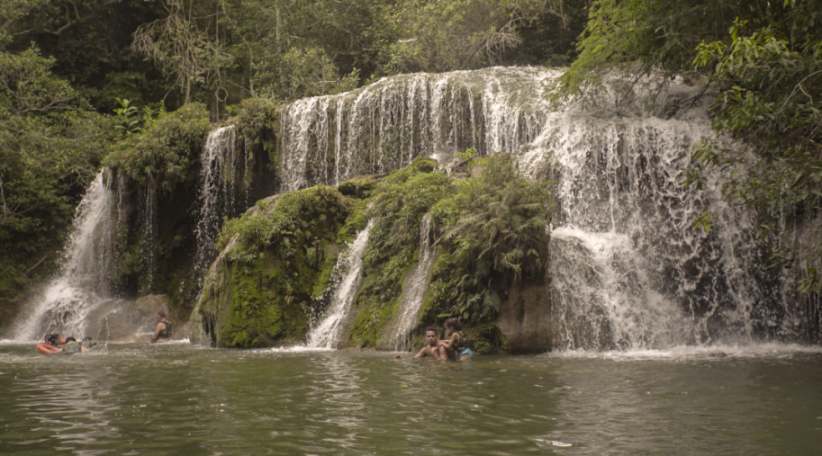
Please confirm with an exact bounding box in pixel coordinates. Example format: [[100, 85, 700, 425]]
[[36, 343, 62, 355]]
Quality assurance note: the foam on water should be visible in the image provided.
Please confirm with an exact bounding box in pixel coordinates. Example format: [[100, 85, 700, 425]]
[[545, 342, 822, 361]]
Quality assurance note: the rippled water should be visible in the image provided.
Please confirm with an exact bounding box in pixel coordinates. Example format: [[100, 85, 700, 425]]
[[0, 343, 820, 455]]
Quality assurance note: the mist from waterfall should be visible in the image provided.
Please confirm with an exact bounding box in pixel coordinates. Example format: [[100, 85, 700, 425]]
[[307, 221, 373, 349], [13, 172, 116, 341]]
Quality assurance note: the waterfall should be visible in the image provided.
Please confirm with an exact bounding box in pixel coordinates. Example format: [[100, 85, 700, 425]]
[[141, 178, 157, 293], [13, 172, 116, 341], [307, 221, 373, 348], [196, 126, 241, 276], [547, 117, 781, 349], [277, 66, 787, 349], [388, 213, 435, 349], [277, 67, 551, 191]]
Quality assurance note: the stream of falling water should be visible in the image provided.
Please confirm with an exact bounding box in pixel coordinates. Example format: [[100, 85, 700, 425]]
[[13, 172, 115, 341], [196, 126, 239, 276], [388, 213, 435, 349], [307, 221, 373, 348]]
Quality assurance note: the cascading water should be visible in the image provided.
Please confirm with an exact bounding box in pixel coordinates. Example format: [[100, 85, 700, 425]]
[[277, 67, 550, 191], [13, 172, 116, 341], [279, 66, 787, 349], [387, 213, 435, 349], [546, 115, 782, 349], [196, 126, 241, 276], [307, 221, 373, 349]]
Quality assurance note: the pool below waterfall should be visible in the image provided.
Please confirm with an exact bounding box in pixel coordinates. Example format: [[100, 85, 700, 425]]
[[1, 343, 821, 455]]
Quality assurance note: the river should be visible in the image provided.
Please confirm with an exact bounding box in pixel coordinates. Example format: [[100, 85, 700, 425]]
[[1, 342, 820, 455]]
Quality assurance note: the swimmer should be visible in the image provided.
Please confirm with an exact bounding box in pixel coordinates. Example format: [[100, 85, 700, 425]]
[[61, 337, 83, 354], [394, 328, 447, 360], [36, 334, 63, 355], [151, 311, 172, 343], [437, 318, 473, 361], [61, 337, 97, 354]]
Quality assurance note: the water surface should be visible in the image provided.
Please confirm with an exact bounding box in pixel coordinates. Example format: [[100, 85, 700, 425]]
[[1, 343, 820, 455]]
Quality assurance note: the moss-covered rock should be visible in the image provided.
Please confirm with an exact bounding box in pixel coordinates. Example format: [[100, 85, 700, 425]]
[[344, 159, 450, 348], [337, 173, 387, 199], [191, 185, 350, 348]]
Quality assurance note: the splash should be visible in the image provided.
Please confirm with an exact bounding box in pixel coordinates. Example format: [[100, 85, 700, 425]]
[[13, 172, 116, 341]]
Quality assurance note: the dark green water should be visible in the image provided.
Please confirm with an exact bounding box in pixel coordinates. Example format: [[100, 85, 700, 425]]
[[1, 343, 821, 455]]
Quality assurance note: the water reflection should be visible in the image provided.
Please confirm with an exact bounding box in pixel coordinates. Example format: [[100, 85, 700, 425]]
[[0, 344, 820, 455]]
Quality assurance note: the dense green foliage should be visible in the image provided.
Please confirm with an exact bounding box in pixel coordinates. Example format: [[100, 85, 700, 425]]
[[548, 0, 747, 100], [348, 158, 450, 346], [686, 0, 822, 291], [103, 104, 210, 192], [426, 154, 554, 323], [0, 39, 113, 327]]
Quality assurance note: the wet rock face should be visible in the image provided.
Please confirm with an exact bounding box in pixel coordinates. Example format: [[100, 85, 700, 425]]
[[82, 294, 186, 342], [190, 186, 350, 348], [495, 282, 555, 354]]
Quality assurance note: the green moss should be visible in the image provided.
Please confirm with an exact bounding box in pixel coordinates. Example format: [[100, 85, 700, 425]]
[[343, 160, 451, 348], [338, 175, 382, 198], [193, 184, 350, 348], [410, 156, 437, 173], [335, 199, 368, 245], [312, 251, 339, 299]]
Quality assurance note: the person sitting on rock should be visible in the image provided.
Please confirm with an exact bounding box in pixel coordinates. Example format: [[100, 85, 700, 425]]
[[437, 318, 473, 361], [393, 328, 446, 360], [151, 311, 172, 343]]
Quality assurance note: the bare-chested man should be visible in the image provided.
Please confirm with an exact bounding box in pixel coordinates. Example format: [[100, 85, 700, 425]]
[[393, 328, 445, 360]]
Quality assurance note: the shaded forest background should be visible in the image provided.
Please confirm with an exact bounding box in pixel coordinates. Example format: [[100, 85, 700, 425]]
[[1, 0, 820, 324]]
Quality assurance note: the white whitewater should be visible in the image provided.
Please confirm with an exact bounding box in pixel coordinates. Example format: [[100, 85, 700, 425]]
[[278, 66, 788, 349], [14, 172, 116, 341], [546, 113, 781, 349], [307, 221, 373, 348], [278, 67, 551, 190], [196, 126, 240, 275], [389, 213, 435, 349]]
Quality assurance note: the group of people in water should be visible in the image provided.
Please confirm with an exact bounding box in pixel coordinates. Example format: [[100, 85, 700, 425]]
[[36, 334, 98, 355], [394, 318, 474, 361], [35, 311, 173, 355], [35, 310, 468, 359]]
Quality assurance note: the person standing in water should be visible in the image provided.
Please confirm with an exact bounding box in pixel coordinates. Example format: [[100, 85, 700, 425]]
[[151, 311, 172, 343], [393, 328, 446, 360], [438, 318, 473, 361]]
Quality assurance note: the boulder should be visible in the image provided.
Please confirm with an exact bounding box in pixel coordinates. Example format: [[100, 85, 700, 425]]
[[495, 281, 554, 353]]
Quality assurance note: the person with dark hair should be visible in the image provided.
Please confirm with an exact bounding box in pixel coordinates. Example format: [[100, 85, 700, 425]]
[[393, 328, 446, 360], [36, 334, 65, 355], [438, 318, 473, 361], [151, 311, 172, 343], [61, 337, 82, 354]]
